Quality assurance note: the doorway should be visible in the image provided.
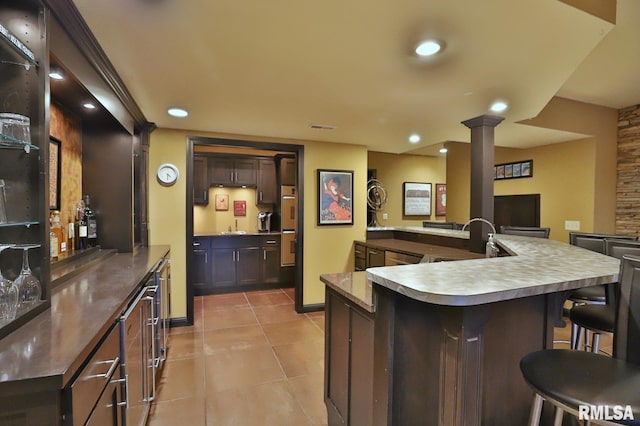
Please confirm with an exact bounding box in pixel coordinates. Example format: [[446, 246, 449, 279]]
[[184, 137, 305, 327]]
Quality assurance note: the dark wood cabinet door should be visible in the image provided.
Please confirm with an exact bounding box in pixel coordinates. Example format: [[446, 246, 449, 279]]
[[210, 248, 236, 287], [193, 245, 209, 295], [349, 309, 374, 426], [257, 158, 277, 205], [234, 158, 258, 186], [193, 156, 209, 205], [236, 247, 261, 285], [325, 291, 350, 424], [279, 157, 296, 186], [261, 246, 280, 283], [209, 157, 234, 186], [366, 247, 385, 267]]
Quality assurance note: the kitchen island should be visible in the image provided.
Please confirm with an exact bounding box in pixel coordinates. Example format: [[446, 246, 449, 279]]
[[321, 227, 620, 426]]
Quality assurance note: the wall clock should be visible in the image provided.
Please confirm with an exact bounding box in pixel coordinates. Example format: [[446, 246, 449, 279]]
[[157, 163, 179, 186]]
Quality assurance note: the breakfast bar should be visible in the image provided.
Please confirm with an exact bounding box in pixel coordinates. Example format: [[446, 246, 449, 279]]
[[320, 227, 620, 426]]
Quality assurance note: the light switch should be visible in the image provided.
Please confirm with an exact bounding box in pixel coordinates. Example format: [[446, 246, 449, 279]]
[[382, 213, 388, 220], [565, 220, 581, 231]]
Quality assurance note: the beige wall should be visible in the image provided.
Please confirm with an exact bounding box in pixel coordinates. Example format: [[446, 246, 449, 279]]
[[367, 151, 446, 226], [194, 187, 272, 235], [149, 128, 367, 318], [446, 138, 597, 242]]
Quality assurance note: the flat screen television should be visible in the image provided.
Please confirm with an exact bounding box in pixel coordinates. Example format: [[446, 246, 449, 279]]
[[494, 194, 540, 231]]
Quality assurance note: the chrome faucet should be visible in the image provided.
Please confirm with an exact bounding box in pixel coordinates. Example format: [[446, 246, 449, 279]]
[[462, 217, 497, 236], [235, 219, 238, 232]]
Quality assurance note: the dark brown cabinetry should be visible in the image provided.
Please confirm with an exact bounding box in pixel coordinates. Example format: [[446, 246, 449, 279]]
[[325, 287, 374, 426], [209, 157, 257, 187], [354, 243, 366, 271], [366, 247, 385, 268], [279, 156, 297, 186], [195, 235, 281, 294], [256, 158, 277, 205], [193, 156, 209, 205]]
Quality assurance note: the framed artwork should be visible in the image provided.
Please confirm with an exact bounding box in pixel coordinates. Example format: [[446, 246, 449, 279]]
[[403, 182, 431, 216], [494, 160, 533, 180], [233, 200, 246, 216], [435, 183, 446, 216], [215, 194, 229, 211], [49, 137, 61, 211], [318, 169, 353, 225]]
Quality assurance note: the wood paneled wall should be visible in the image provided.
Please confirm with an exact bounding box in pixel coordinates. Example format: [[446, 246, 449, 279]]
[[50, 102, 82, 225], [616, 104, 640, 237]]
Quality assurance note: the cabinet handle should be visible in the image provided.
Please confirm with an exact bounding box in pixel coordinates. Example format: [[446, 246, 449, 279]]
[[264, 250, 267, 261], [204, 252, 208, 263], [369, 250, 379, 255], [194, 242, 201, 247], [230, 171, 234, 182], [236, 250, 240, 262], [259, 191, 263, 201], [355, 250, 362, 255], [232, 251, 236, 262], [265, 240, 277, 244], [84, 357, 120, 381]]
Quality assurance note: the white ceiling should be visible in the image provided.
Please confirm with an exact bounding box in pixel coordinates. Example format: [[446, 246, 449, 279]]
[[70, 0, 639, 155]]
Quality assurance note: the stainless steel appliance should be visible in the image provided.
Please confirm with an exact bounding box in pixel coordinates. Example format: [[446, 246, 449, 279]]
[[280, 186, 296, 266], [258, 211, 272, 232]]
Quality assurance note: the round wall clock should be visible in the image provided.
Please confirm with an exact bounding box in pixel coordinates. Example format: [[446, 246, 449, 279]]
[[157, 163, 179, 186]]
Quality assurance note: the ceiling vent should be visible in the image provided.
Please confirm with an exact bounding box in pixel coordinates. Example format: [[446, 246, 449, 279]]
[[309, 124, 336, 130]]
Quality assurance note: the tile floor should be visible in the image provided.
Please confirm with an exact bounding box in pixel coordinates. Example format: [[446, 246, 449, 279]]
[[148, 288, 327, 426], [147, 289, 613, 426]]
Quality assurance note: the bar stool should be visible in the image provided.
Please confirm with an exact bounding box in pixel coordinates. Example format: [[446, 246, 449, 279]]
[[499, 226, 550, 238], [520, 255, 640, 426]]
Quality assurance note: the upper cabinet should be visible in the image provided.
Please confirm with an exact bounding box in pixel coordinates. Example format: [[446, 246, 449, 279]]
[[278, 156, 296, 186], [209, 157, 257, 187], [257, 158, 277, 205], [0, 0, 50, 338], [193, 155, 209, 205]]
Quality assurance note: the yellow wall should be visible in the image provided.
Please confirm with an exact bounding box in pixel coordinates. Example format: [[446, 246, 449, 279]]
[[194, 187, 272, 235], [445, 138, 597, 242], [367, 151, 447, 226], [149, 128, 367, 317]]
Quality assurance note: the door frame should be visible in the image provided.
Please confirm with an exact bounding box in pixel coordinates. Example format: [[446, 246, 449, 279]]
[[185, 136, 305, 326]]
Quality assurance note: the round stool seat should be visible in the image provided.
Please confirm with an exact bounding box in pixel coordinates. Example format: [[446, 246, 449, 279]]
[[569, 304, 615, 333], [520, 349, 640, 425], [569, 285, 605, 303]]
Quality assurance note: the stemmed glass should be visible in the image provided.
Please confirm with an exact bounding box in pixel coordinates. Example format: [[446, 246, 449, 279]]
[[11, 244, 41, 312], [0, 244, 17, 323]]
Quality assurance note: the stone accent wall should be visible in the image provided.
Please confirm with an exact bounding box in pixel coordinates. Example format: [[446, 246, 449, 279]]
[[616, 104, 640, 237]]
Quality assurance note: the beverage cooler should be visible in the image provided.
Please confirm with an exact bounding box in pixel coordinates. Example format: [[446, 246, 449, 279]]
[[119, 257, 170, 426]]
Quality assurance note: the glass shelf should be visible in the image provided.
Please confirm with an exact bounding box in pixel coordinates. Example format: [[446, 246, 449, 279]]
[[0, 22, 38, 68], [0, 133, 39, 153], [0, 221, 40, 229]]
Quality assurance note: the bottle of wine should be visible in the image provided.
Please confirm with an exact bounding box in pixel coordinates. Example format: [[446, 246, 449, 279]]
[[84, 195, 98, 247], [77, 199, 87, 250]]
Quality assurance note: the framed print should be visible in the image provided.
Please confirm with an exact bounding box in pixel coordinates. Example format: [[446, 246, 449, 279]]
[[233, 200, 246, 216], [435, 183, 446, 216], [403, 182, 431, 216], [49, 137, 61, 211], [318, 169, 353, 225], [495, 160, 533, 180], [215, 194, 229, 211]]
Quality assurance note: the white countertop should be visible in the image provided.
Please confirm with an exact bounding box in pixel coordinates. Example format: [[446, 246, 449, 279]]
[[364, 227, 620, 306]]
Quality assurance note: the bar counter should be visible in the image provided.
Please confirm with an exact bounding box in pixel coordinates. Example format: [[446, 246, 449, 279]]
[[0, 245, 170, 397], [320, 227, 620, 426]]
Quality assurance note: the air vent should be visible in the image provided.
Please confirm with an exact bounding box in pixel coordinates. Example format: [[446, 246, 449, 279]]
[[309, 124, 336, 130]]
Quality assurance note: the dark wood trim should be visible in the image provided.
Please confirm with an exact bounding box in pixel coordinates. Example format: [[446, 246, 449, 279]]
[[43, 0, 148, 128], [185, 142, 195, 326], [301, 303, 324, 313], [169, 317, 191, 328]]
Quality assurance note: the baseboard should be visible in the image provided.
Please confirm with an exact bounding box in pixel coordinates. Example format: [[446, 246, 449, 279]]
[[169, 317, 192, 328], [300, 303, 325, 313]]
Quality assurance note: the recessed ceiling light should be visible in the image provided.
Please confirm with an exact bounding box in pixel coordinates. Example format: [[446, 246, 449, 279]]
[[490, 101, 508, 113], [439, 148, 448, 154], [409, 134, 421, 143], [415, 40, 442, 57], [83, 103, 96, 109], [49, 65, 64, 80], [168, 108, 188, 118]]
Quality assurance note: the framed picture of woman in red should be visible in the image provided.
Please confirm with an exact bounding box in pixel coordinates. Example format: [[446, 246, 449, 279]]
[[318, 169, 353, 225]]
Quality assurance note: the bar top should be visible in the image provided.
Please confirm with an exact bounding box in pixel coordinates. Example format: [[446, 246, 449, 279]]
[[364, 227, 619, 306], [0, 245, 170, 396], [320, 271, 373, 313]]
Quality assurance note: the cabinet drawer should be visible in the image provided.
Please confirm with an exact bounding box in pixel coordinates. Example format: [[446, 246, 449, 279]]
[[384, 251, 423, 266], [354, 244, 366, 260], [261, 235, 281, 247], [355, 257, 366, 272], [211, 236, 260, 249], [67, 323, 121, 426]]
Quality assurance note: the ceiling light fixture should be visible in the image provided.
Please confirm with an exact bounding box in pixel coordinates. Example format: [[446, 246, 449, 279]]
[[48, 65, 64, 80], [439, 148, 448, 154], [83, 103, 96, 109], [168, 108, 188, 118], [415, 40, 442, 57], [490, 101, 508, 113], [409, 134, 421, 143]]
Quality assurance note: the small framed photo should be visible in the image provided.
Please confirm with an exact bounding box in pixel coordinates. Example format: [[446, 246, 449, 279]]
[[233, 200, 246, 216], [435, 183, 446, 216], [318, 169, 353, 225], [215, 194, 229, 211], [521, 160, 533, 177], [495, 160, 533, 180], [403, 182, 431, 216]]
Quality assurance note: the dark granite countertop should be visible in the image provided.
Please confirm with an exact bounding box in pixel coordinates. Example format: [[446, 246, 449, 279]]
[[0, 245, 170, 397], [194, 232, 282, 237], [355, 238, 485, 262], [320, 272, 373, 313]]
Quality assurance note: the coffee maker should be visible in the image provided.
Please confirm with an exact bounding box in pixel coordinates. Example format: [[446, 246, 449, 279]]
[[258, 211, 272, 232]]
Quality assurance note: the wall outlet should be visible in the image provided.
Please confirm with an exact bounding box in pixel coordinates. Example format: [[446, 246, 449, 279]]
[[382, 213, 388, 220], [565, 220, 581, 231]]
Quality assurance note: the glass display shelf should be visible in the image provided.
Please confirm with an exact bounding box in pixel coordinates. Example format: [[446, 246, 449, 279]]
[[0, 221, 39, 228], [0, 22, 38, 69], [0, 133, 39, 153]]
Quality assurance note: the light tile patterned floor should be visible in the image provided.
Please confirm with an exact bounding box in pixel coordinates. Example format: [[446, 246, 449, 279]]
[[148, 288, 327, 426]]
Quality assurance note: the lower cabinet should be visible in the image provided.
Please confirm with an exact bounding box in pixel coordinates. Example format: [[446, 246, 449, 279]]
[[325, 288, 374, 426], [195, 235, 282, 294]]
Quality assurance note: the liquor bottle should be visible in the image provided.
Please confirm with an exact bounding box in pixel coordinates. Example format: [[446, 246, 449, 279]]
[[51, 211, 65, 255], [77, 199, 88, 250], [67, 216, 75, 254], [84, 195, 98, 248], [50, 223, 59, 260]]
